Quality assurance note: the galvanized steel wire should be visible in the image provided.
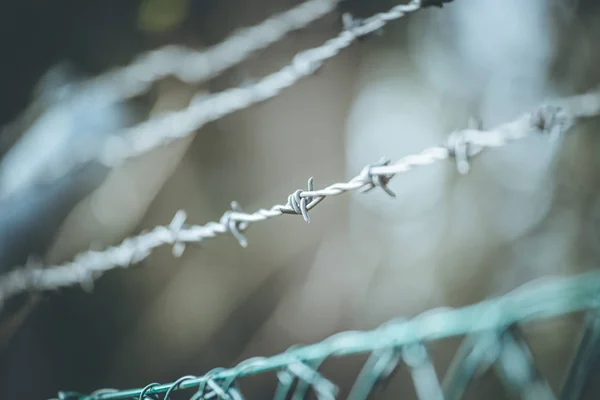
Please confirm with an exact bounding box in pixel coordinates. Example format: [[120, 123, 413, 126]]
[[0, 87, 598, 309], [1, 0, 599, 398], [78, 0, 341, 102], [7, 0, 425, 195], [0, 0, 444, 308]]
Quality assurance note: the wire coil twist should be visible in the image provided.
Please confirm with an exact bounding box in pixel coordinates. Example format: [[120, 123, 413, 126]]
[[0, 87, 597, 309]]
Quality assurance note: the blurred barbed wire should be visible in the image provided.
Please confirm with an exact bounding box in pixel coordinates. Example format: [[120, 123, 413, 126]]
[[0, 0, 426, 200], [3, 1, 600, 398], [54, 267, 600, 399], [96, 0, 422, 168], [0, 0, 428, 303], [77, 0, 339, 102], [0, 87, 598, 309]]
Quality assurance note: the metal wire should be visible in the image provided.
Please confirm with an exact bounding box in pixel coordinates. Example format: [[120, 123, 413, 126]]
[[0, 0, 341, 198], [61, 0, 341, 104], [54, 268, 600, 399], [3, 1, 599, 397], [0, 89, 597, 310], [99, 0, 422, 166], [8, 0, 425, 194]]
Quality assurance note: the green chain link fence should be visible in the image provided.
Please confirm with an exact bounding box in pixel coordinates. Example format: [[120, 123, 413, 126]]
[[55, 268, 600, 399]]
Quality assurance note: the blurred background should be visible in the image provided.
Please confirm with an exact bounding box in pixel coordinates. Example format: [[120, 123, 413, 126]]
[[0, 0, 600, 399]]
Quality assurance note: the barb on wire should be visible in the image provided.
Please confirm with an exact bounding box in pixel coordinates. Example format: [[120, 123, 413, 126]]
[[0, 0, 427, 307], [0, 87, 598, 310], [56, 268, 600, 399], [445, 102, 576, 175]]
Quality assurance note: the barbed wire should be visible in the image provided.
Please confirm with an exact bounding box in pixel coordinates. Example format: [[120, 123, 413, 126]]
[[4, 1, 598, 399], [72, 0, 340, 105], [59, 0, 456, 106], [54, 267, 600, 399], [22, 0, 425, 193], [0, 0, 339, 176], [0, 87, 598, 310]]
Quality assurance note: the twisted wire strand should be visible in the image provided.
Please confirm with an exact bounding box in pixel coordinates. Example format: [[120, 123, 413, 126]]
[[0, 89, 599, 310], [97, 0, 423, 167], [58, 268, 600, 400], [28, 0, 425, 189], [66, 0, 341, 105], [0, 0, 340, 198]]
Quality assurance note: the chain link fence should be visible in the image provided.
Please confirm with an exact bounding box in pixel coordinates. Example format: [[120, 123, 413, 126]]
[[56, 269, 600, 399]]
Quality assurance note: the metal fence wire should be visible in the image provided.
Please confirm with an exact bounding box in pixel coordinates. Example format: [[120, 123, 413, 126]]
[[56, 269, 600, 400], [1, 0, 600, 399]]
